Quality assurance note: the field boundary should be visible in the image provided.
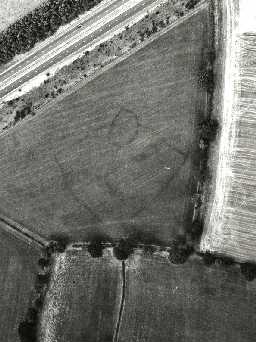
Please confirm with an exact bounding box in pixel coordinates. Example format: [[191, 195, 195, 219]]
[[47, 239, 256, 283], [62, 237, 256, 281], [199, 0, 229, 251], [0, 213, 48, 249]]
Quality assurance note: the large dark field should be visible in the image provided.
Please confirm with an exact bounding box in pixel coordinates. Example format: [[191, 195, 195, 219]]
[[0, 6, 211, 243], [118, 254, 256, 342], [39, 249, 122, 342], [0, 228, 41, 342]]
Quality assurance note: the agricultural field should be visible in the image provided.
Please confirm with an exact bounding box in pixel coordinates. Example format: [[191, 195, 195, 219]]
[[0, 6, 212, 243], [39, 249, 122, 342], [118, 252, 256, 342], [0, 228, 42, 342]]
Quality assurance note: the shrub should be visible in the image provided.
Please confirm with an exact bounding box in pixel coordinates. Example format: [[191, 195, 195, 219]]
[[185, 0, 201, 10], [240, 263, 256, 281], [18, 321, 37, 342], [113, 238, 135, 260], [168, 236, 194, 264], [87, 235, 109, 258]]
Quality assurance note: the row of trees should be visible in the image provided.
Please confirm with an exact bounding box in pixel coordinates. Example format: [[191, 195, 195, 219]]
[[0, 0, 102, 65], [18, 255, 51, 342], [18, 236, 71, 342]]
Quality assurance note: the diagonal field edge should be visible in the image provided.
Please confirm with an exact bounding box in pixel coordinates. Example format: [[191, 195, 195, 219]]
[[0, 213, 48, 248]]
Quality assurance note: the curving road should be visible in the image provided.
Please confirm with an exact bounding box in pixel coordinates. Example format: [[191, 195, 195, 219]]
[[0, 0, 169, 102]]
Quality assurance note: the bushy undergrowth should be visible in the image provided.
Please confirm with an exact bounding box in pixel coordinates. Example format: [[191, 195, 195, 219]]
[[18, 236, 69, 342], [0, 0, 102, 65], [18, 252, 52, 342]]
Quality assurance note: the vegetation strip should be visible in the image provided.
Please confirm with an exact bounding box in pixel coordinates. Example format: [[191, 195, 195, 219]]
[[44, 233, 256, 282], [188, 0, 219, 248], [0, 0, 103, 66], [18, 249, 53, 342]]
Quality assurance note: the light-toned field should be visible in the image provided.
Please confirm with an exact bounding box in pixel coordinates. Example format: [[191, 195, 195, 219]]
[[0, 7, 211, 243], [0, 0, 45, 32], [39, 249, 122, 342], [0, 228, 42, 342], [118, 252, 256, 342], [200, 0, 256, 262]]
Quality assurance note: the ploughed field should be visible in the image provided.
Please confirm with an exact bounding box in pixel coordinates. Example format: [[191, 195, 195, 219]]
[[0, 228, 42, 342], [0, 7, 210, 243], [39, 249, 256, 342]]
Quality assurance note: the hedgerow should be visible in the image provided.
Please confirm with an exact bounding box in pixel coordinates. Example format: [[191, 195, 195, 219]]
[[18, 250, 52, 342], [0, 0, 102, 66]]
